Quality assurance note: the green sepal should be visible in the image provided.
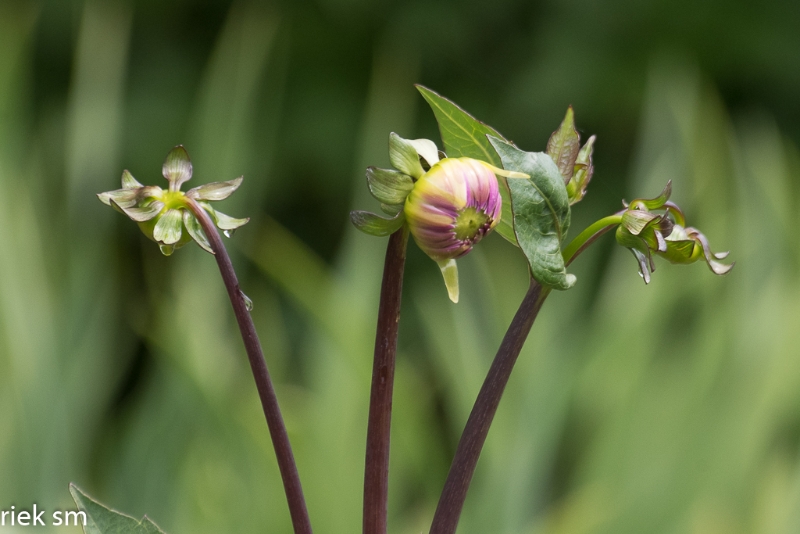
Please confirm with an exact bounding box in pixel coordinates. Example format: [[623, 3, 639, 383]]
[[162, 145, 192, 190], [488, 136, 576, 290], [186, 176, 243, 201], [183, 210, 213, 253], [567, 135, 595, 205], [366, 167, 414, 205], [199, 202, 250, 234], [546, 106, 580, 184], [628, 180, 672, 210], [437, 259, 459, 303], [121, 169, 143, 190], [70, 484, 167, 534], [152, 208, 183, 245], [350, 210, 405, 237], [415, 84, 518, 246], [389, 133, 426, 179]]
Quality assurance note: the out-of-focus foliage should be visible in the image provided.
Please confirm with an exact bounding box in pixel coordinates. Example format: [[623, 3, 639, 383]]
[[0, 0, 799, 533]]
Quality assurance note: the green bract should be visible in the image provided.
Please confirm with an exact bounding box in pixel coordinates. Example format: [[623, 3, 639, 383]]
[[615, 181, 734, 283], [98, 146, 249, 256]]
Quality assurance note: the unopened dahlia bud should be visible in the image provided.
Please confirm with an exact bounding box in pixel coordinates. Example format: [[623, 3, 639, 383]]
[[98, 145, 249, 255], [351, 132, 526, 303], [405, 158, 504, 302], [615, 181, 734, 282]]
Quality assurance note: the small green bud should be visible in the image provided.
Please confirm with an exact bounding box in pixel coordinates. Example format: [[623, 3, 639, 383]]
[[98, 145, 249, 255], [615, 181, 734, 282]]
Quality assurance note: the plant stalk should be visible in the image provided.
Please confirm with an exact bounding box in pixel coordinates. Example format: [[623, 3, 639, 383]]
[[185, 198, 313, 534], [429, 279, 548, 534], [561, 213, 623, 266], [363, 227, 409, 534]]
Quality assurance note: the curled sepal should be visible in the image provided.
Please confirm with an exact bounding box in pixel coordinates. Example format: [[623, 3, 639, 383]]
[[389, 133, 439, 179], [567, 135, 595, 205], [112, 199, 164, 222], [437, 259, 459, 303], [663, 225, 735, 275], [350, 210, 405, 237], [626, 180, 672, 211], [186, 176, 243, 201], [366, 167, 414, 206], [546, 106, 580, 184], [163, 145, 193, 191]]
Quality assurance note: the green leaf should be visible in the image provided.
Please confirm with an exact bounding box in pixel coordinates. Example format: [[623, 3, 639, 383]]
[[415, 84, 518, 246], [69, 484, 167, 534], [366, 167, 414, 205], [568, 135, 595, 205], [546, 106, 580, 184], [488, 136, 576, 290], [350, 210, 404, 237]]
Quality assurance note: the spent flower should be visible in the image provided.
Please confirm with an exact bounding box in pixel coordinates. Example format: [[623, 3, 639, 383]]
[[98, 146, 249, 256]]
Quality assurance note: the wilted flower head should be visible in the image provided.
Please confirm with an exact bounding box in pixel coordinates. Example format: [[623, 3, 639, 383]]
[[98, 146, 249, 256], [351, 133, 525, 302], [615, 181, 734, 283]]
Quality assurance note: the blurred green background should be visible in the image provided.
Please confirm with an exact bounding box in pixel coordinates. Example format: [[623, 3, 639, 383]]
[[1, 0, 799, 532]]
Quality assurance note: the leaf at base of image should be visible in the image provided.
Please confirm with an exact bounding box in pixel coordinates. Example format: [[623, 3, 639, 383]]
[[70, 484, 167, 534], [488, 136, 576, 290]]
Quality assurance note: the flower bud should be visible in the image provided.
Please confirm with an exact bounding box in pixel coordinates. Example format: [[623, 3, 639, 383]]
[[404, 158, 503, 302], [405, 158, 502, 262], [615, 181, 734, 282], [98, 145, 249, 255]]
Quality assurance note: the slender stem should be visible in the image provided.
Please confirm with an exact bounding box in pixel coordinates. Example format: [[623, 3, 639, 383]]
[[185, 198, 313, 534], [429, 279, 549, 534], [561, 213, 623, 266], [363, 227, 409, 534]]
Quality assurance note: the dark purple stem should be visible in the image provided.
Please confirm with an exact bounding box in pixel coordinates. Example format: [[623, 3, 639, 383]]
[[363, 228, 409, 534], [185, 198, 312, 534], [429, 279, 547, 534]]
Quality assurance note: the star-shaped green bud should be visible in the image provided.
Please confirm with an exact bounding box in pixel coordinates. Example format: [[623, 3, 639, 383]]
[[98, 145, 249, 256], [615, 181, 734, 283]]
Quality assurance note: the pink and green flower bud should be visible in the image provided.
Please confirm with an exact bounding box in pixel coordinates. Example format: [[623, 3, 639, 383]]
[[404, 158, 503, 302], [98, 145, 249, 256]]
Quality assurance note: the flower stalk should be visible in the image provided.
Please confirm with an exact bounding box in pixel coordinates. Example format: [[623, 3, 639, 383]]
[[562, 213, 624, 266], [429, 279, 549, 534], [363, 227, 409, 534], [184, 197, 313, 534]]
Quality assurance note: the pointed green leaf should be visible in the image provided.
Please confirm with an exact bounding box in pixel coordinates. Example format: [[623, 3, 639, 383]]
[[546, 106, 580, 184], [69, 484, 167, 534], [366, 167, 414, 205], [350, 210, 405, 237], [415, 84, 518, 246], [488, 136, 575, 290], [186, 176, 243, 201]]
